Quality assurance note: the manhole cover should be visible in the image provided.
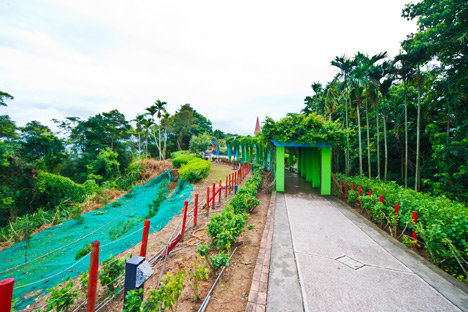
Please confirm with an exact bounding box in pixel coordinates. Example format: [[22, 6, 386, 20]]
[[335, 255, 365, 270]]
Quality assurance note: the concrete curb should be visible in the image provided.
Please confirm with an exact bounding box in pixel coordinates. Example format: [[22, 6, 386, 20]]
[[246, 191, 276, 312]]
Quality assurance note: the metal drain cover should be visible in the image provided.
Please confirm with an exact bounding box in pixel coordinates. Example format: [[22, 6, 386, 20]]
[[336, 255, 365, 270]]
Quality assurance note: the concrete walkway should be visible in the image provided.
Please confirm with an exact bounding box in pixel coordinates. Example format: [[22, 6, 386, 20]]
[[266, 171, 468, 312]]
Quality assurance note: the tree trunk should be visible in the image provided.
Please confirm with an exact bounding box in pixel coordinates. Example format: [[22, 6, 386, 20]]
[[365, 88, 371, 179], [404, 80, 408, 188], [357, 103, 363, 177], [376, 93, 380, 179], [345, 95, 350, 176], [415, 66, 421, 191], [382, 97, 388, 181], [138, 132, 141, 159]]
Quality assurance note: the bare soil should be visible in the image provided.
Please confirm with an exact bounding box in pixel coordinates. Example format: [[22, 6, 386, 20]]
[[27, 161, 271, 312]]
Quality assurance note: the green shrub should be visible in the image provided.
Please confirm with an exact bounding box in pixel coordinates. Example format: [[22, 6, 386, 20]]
[[207, 210, 248, 251], [99, 256, 125, 295], [108, 220, 136, 240], [45, 277, 81, 312], [340, 174, 468, 281], [229, 193, 260, 213], [146, 269, 186, 311], [171, 150, 190, 159], [75, 243, 91, 260], [188, 256, 209, 300], [171, 154, 195, 168], [123, 288, 144, 312], [179, 158, 211, 182], [210, 251, 230, 269]]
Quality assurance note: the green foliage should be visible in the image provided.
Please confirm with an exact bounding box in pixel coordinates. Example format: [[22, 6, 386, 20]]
[[79, 270, 89, 291], [99, 256, 125, 295], [108, 220, 136, 240], [75, 243, 91, 260], [36, 172, 98, 209], [147, 181, 170, 218], [188, 256, 209, 300], [189, 133, 212, 153], [116, 159, 144, 190], [341, 174, 468, 281], [146, 269, 186, 311], [261, 113, 347, 147], [228, 193, 260, 214], [207, 210, 248, 251], [179, 158, 211, 182], [87, 148, 120, 182], [347, 190, 358, 204], [45, 277, 80, 312], [171, 154, 196, 168], [171, 150, 190, 159], [210, 251, 230, 269], [123, 288, 144, 312], [247, 224, 254, 230]]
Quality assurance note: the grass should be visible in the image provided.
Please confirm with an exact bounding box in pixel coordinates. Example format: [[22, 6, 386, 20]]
[[201, 164, 234, 184]]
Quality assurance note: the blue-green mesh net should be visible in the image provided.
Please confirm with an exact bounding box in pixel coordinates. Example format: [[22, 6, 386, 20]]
[[0, 169, 193, 310]]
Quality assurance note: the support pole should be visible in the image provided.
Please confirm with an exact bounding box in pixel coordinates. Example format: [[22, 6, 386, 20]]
[[312, 148, 320, 187], [86, 241, 100, 312], [194, 194, 198, 227], [289, 147, 294, 171], [140, 219, 150, 257], [206, 187, 210, 216], [181, 201, 188, 237], [0, 278, 14, 312], [275, 146, 285, 192], [321, 147, 331, 195], [306, 148, 313, 182]]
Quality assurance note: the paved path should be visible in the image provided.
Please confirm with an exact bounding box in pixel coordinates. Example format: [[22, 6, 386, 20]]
[[266, 171, 468, 312]]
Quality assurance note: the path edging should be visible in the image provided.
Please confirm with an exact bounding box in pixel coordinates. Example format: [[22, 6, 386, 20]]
[[246, 191, 276, 312]]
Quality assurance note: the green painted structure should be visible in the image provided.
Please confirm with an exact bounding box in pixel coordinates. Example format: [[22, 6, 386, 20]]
[[276, 146, 285, 191], [272, 140, 332, 195]]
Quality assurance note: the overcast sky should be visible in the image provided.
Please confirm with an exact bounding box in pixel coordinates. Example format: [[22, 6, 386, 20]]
[[0, 0, 417, 135]]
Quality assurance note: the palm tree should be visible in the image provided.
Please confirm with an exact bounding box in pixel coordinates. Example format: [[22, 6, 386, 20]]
[[379, 61, 395, 181], [146, 100, 167, 160], [311, 82, 323, 114], [395, 52, 414, 187], [134, 114, 147, 159], [331, 54, 355, 176]]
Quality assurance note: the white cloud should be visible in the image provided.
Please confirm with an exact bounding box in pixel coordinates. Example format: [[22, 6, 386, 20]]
[[0, 0, 417, 135]]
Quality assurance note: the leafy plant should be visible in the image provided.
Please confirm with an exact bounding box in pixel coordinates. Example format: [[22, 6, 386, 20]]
[[99, 256, 125, 295], [123, 288, 144, 312], [79, 269, 89, 291], [146, 269, 186, 311], [178, 158, 211, 182], [147, 181, 170, 218], [207, 210, 248, 251], [75, 243, 91, 260], [210, 251, 230, 270], [108, 220, 136, 240], [188, 256, 209, 300], [45, 277, 81, 312]]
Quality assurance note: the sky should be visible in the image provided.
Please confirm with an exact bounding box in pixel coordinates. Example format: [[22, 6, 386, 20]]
[[0, 0, 418, 135]]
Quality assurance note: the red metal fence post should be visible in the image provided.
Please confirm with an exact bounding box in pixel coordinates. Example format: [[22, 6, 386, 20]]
[[0, 278, 14, 312], [395, 203, 399, 216], [194, 194, 198, 227], [358, 186, 361, 196], [181, 201, 188, 237], [345, 181, 348, 198], [379, 195, 383, 204], [225, 177, 228, 198], [219, 180, 222, 203], [86, 240, 100, 312], [412, 211, 418, 243], [351, 183, 354, 190], [206, 187, 210, 216], [212, 183, 216, 207], [368, 190, 372, 196], [140, 219, 151, 257]]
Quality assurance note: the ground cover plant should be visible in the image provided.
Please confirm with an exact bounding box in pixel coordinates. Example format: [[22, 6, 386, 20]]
[[339, 174, 468, 282]]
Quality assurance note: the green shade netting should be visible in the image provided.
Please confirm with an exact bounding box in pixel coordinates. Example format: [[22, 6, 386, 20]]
[[0, 169, 193, 310]]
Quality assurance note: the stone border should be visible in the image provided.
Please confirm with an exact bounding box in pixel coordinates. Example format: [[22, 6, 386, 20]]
[[246, 191, 276, 312]]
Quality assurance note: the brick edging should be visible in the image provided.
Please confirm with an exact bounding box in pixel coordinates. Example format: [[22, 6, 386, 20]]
[[246, 191, 276, 312]]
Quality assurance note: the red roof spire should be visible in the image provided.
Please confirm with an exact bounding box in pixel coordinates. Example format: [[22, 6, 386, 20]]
[[254, 116, 261, 135]]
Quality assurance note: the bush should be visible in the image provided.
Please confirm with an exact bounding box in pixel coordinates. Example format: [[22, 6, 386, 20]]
[[75, 243, 91, 260], [179, 158, 211, 182], [207, 210, 248, 251], [171, 154, 195, 168], [339, 174, 468, 282], [171, 150, 190, 159], [45, 277, 81, 312], [99, 256, 125, 295]]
